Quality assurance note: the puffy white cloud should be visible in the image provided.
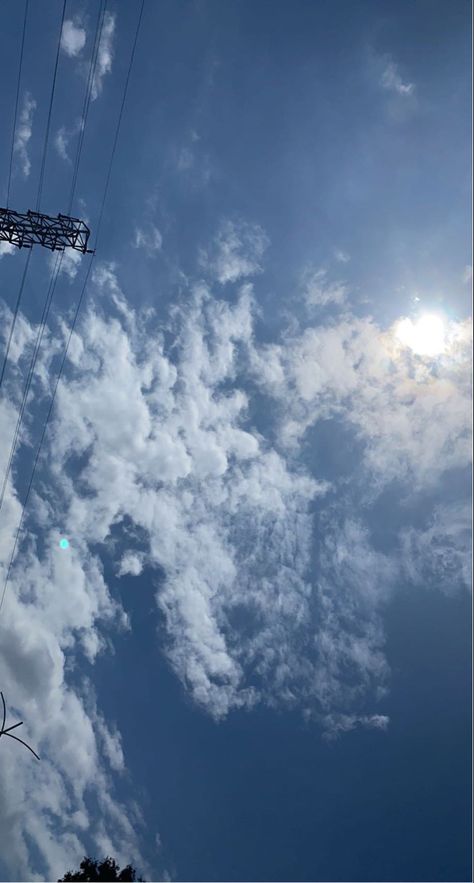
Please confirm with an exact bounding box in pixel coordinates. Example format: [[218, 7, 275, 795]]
[[92, 12, 115, 100], [61, 19, 86, 57], [201, 219, 269, 284], [118, 553, 144, 577], [0, 232, 470, 876], [251, 315, 472, 492], [14, 92, 36, 178], [381, 60, 414, 96], [0, 242, 16, 259]]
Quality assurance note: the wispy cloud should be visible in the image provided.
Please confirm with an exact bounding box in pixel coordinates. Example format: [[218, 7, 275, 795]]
[[54, 119, 83, 162], [92, 11, 115, 100], [334, 248, 350, 264], [322, 713, 390, 740], [400, 502, 471, 593], [61, 18, 86, 57], [381, 60, 414, 96], [133, 225, 163, 256], [14, 92, 36, 178], [301, 267, 347, 308], [49, 247, 83, 281], [201, 219, 269, 284]]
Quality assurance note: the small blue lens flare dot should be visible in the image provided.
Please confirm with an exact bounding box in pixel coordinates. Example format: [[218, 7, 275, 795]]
[[59, 538, 70, 549]]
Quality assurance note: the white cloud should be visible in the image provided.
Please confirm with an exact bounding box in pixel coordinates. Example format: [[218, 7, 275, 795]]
[[251, 315, 472, 492], [400, 502, 472, 593], [54, 120, 83, 162], [322, 713, 390, 740], [0, 238, 470, 875], [92, 12, 115, 100], [133, 225, 163, 255], [50, 247, 83, 281], [14, 92, 36, 178], [0, 242, 16, 258], [61, 19, 86, 57], [334, 248, 350, 263], [462, 264, 472, 284], [118, 553, 144, 577], [201, 220, 269, 284], [301, 267, 347, 308], [381, 60, 414, 96], [54, 126, 70, 161], [174, 131, 212, 189]]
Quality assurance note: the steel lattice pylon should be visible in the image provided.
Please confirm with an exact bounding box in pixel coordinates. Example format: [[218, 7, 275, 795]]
[[0, 206, 93, 254]]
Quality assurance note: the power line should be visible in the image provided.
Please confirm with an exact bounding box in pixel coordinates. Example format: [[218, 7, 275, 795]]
[[94, 0, 145, 250], [35, 0, 67, 213], [6, 0, 29, 208], [67, 0, 107, 216], [0, 0, 146, 616], [0, 249, 32, 390], [0, 252, 63, 519], [1, 0, 67, 394]]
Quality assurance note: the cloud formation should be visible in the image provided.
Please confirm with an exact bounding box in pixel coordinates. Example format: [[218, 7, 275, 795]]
[[133, 225, 163, 255], [0, 228, 470, 875], [14, 92, 36, 178], [92, 12, 115, 100], [301, 267, 347, 308], [61, 19, 86, 57], [381, 60, 414, 96], [0, 243, 16, 259], [201, 220, 269, 284]]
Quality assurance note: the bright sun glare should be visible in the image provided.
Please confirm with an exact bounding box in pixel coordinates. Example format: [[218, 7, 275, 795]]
[[395, 313, 446, 356]]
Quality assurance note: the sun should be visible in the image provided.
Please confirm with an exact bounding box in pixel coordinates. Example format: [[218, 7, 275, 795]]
[[395, 313, 446, 356]]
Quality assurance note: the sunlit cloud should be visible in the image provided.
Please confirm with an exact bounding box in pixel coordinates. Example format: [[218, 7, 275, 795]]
[[61, 19, 86, 57], [395, 313, 446, 356]]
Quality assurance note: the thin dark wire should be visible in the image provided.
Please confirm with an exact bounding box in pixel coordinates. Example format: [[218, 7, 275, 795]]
[[6, 0, 29, 207], [0, 0, 64, 399], [0, 249, 32, 390], [35, 0, 67, 213], [0, 0, 146, 616], [0, 692, 40, 760], [0, 253, 63, 518], [94, 0, 145, 250], [67, 0, 107, 216]]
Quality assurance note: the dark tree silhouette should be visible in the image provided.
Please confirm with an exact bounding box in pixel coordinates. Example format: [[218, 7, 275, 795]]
[[58, 856, 144, 882]]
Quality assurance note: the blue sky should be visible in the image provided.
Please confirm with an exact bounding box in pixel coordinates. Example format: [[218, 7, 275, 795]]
[[0, 1, 471, 881]]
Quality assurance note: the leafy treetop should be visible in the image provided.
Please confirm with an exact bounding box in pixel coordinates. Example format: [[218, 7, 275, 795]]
[[58, 856, 144, 882]]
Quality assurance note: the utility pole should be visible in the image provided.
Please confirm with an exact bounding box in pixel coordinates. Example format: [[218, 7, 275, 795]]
[[0, 207, 93, 254]]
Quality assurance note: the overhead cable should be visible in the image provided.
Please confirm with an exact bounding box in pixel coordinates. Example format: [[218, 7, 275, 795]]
[[35, 0, 67, 212], [0, 252, 63, 521], [0, 0, 146, 616], [67, 0, 108, 216], [6, 0, 29, 208]]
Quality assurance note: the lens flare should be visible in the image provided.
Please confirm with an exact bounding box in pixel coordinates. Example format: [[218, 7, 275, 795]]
[[59, 538, 69, 549], [395, 313, 446, 356]]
